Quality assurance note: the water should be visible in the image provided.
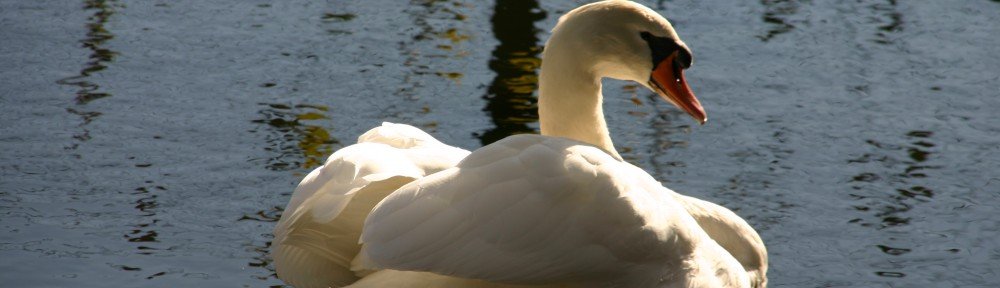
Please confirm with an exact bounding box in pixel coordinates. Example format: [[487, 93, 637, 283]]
[[2, 0, 999, 287]]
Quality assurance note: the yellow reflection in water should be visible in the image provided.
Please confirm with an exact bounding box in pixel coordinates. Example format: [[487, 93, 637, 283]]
[[439, 28, 470, 43], [299, 125, 333, 169], [476, 0, 546, 145], [251, 103, 338, 171], [435, 72, 464, 84]]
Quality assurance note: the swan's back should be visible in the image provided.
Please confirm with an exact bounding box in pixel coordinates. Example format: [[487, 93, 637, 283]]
[[358, 134, 749, 287], [272, 122, 469, 288]]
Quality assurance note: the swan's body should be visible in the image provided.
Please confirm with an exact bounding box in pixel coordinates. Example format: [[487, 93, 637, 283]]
[[272, 1, 767, 287]]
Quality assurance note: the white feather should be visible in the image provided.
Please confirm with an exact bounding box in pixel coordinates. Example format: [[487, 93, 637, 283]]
[[272, 123, 469, 288]]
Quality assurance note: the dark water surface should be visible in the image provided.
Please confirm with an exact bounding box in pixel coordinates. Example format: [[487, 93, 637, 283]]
[[2, 0, 999, 287]]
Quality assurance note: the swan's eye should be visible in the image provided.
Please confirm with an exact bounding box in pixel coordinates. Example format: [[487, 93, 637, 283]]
[[675, 50, 692, 69], [639, 31, 675, 71], [640, 31, 693, 71], [640, 31, 653, 40]]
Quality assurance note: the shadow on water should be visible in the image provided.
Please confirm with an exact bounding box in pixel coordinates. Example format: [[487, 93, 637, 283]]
[[250, 103, 339, 171], [475, 0, 546, 145], [57, 0, 119, 151]]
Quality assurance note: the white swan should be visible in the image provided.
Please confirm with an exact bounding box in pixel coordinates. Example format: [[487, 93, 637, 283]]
[[271, 1, 767, 288]]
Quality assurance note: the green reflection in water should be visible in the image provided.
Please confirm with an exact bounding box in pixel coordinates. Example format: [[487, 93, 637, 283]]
[[251, 103, 339, 171], [476, 0, 546, 145], [58, 0, 119, 151], [56, 0, 119, 105]]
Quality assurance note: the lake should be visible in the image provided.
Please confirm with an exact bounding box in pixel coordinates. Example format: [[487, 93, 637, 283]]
[[1, 0, 998, 287]]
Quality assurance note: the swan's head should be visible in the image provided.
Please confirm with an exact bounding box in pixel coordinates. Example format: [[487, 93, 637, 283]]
[[549, 0, 706, 124]]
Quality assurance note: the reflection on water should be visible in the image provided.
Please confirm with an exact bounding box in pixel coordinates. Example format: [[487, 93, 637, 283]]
[[240, 206, 283, 284], [867, 0, 904, 45], [246, 238, 280, 284], [247, 101, 336, 284], [56, 0, 118, 151], [125, 181, 173, 259], [64, 108, 102, 143], [321, 9, 356, 36], [757, 0, 803, 42], [321, 13, 356, 22], [250, 103, 338, 171], [476, 0, 545, 145], [397, 0, 472, 101], [847, 131, 939, 230], [846, 130, 941, 278], [240, 206, 283, 222], [56, 0, 118, 105], [759, 0, 904, 44], [617, 79, 695, 176]]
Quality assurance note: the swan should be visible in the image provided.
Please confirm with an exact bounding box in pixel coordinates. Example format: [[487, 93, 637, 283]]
[[271, 1, 767, 287]]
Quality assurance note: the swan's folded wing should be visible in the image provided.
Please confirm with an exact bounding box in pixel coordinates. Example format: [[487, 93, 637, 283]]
[[359, 135, 691, 285], [674, 195, 768, 287], [272, 123, 469, 288]]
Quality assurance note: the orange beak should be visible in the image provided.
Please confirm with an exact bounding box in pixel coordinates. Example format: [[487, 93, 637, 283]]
[[648, 52, 707, 124]]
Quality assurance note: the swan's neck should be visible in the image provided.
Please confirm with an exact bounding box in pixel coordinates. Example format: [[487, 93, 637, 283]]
[[538, 44, 621, 160]]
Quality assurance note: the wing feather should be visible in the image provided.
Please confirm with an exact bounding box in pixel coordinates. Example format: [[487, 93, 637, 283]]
[[272, 123, 469, 288]]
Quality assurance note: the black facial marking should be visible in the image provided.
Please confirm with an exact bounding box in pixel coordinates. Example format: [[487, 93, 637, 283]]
[[640, 31, 692, 70]]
